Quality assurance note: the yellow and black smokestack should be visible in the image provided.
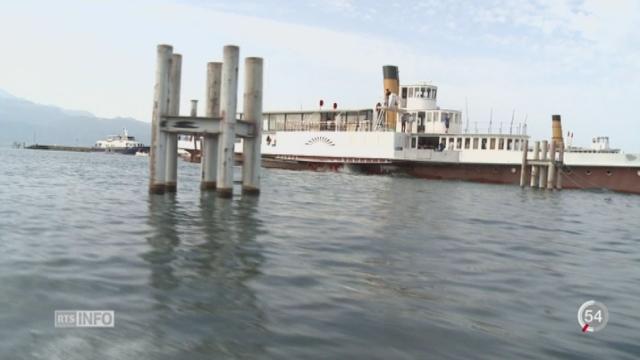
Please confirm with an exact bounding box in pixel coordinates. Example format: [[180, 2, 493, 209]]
[[383, 65, 399, 130], [551, 114, 564, 147]]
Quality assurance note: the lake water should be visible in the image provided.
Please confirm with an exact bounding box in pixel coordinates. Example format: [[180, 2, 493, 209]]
[[1, 148, 639, 359]]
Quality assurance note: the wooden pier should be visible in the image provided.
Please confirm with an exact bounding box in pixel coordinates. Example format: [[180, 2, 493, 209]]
[[520, 115, 565, 191], [149, 44, 263, 197]]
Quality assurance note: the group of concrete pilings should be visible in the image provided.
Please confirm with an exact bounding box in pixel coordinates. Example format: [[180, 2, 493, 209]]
[[149, 44, 263, 197], [519, 131, 565, 190]]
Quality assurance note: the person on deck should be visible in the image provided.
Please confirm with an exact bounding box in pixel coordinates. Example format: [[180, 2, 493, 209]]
[[401, 113, 409, 132], [444, 114, 450, 134]]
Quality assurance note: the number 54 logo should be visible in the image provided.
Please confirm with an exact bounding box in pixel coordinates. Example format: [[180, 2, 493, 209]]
[[577, 300, 609, 333]]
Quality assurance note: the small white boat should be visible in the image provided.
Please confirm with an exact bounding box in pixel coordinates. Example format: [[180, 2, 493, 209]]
[[96, 128, 149, 154]]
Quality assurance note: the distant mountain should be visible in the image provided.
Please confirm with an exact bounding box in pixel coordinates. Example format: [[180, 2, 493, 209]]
[[0, 89, 16, 99], [0, 91, 150, 146]]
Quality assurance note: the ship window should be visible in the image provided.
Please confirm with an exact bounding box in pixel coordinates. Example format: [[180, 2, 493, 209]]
[[408, 87, 414, 98], [456, 137, 462, 149], [426, 88, 431, 98], [411, 137, 417, 148], [472, 138, 479, 149], [498, 138, 505, 150], [417, 136, 439, 149], [427, 112, 432, 122], [401, 87, 407, 99], [448, 137, 454, 150], [464, 138, 471, 149], [507, 139, 513, 150], [490, 138, 496, 150], [433, 89, 437, 98], [417, 112, 425, 133]]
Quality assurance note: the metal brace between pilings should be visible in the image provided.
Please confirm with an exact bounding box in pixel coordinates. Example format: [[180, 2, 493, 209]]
[[159, 115, 256, 137], [527, 160, 563, 166]]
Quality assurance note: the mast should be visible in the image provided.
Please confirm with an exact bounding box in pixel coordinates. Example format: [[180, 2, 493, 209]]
[[510, 109, 515, 135], [465, 97, 470, 134]]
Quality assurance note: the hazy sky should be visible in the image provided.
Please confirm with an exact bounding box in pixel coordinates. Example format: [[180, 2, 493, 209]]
[[1, 0, 638, 150]]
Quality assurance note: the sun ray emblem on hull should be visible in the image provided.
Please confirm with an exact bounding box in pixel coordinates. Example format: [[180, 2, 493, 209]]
[[305, 136, 335, 146]]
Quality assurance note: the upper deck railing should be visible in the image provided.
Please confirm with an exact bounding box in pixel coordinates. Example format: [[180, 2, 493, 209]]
[[258, 109, 385, 132], [247, 108, 529, 136]]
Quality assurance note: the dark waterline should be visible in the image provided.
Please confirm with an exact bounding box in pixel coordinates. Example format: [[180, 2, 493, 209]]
[[1, 148, 639, 359]]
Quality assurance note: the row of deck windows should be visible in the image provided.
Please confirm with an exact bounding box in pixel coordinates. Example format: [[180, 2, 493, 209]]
[[402, 86, 437, 100], [445, 137, 524, 151], [406, 111, 461, 124], [411, 136, 526, 151]]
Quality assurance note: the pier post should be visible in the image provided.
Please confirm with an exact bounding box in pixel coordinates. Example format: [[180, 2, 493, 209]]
[[189, 100, 199, 163], [539, 140, 548, 188], [547, 140, 557, 190], [201, 62, 222, 190], [530, 141, 540, 188], [556, 142, 564, 190], [216, 45, 240, 197], [190, 100, 198, 116], [165, 53, 182, 192], [149, 44, 173, 194], [242, 57, 263, 195], [520, 140, 528, 187]]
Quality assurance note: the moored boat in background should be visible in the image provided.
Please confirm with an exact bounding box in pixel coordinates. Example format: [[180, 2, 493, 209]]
[[179, 66, 640, 194], [95, 128, 149, 155]]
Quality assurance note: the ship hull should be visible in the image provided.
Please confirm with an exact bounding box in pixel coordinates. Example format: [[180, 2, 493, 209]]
[[185, 150, 640, 194], [260, 156, 640, 194], [103, 146, 150, 155]]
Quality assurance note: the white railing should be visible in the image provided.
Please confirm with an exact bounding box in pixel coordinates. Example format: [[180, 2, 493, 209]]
[[265, 119, 377, 132], [463, 121, 528, 135]]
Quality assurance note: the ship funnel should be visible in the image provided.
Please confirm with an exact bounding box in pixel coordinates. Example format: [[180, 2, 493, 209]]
[[551, 114, 564, 148], [382, 65, 399, 130]]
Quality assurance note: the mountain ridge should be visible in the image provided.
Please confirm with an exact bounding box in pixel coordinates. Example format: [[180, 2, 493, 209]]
[[0, 90, 150, 146]]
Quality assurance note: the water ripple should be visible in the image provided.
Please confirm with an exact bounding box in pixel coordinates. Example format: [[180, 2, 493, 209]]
[[1, 148, 639, 359]]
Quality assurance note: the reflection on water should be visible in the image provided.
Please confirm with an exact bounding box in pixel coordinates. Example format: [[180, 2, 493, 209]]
[[141, 193, 266, 358], [145, 195, 180, 291], [1, 148, 640, 359]]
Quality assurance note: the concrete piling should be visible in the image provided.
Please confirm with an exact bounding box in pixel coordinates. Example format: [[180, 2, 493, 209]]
[[547, 140, 557, 190], [241, 57, 263, 195], [165, 53, 182, 192], [520, 140, 528, 187], [538, 140, 548, 188], [149, 44, 173, 194], [556, 143, 564, 190], [190, 100, 198, 116], [520, 116, 565, 192], [201, 62, 222, 190], [149, 44, 261, 198], [216, 45, 240, 198], [530, 141, 540, 188]]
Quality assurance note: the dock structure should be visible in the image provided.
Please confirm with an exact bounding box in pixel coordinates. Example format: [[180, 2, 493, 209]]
[[149, 44, 263, 197], [520, 116, 565, 191]]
